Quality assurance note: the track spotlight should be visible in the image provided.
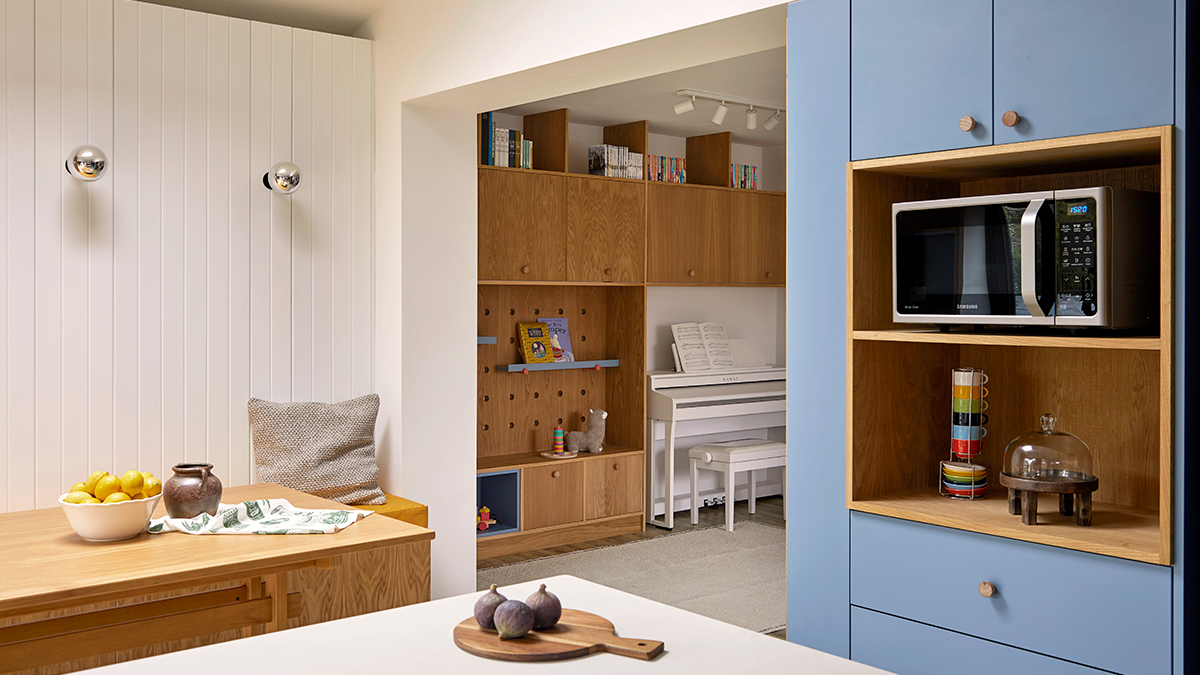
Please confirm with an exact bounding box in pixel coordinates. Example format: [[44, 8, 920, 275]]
[[746, 106, 758, 130], [764, 110, 782, 131], [712, 101, 728, 125], [674, 96, 695, 115]]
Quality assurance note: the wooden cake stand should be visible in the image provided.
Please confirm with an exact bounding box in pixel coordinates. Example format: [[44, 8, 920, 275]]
[[999, 473, 1099, 526]]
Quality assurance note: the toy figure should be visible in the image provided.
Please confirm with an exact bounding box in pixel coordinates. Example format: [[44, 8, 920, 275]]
[[565, 409, 607, 454]]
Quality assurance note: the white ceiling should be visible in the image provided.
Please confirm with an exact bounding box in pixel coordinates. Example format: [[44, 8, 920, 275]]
[[139, 0, 378, 35], [500, 48, 786, 148]]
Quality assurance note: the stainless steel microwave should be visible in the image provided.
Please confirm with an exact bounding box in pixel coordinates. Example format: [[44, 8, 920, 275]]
[[892, 187, 1158, 328]]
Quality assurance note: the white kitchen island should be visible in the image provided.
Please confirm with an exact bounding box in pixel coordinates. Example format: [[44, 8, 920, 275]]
[[91, 575, 893, 674]]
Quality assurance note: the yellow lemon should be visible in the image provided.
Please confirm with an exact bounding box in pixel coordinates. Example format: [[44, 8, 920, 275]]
[[103, 491, 132, 503], [81, 496, 102, 504], [140, 471, 154, 481], [142, 476, 163, 498], [83, 470, 109, 495], [94, 475, 122, 501], [69, 482, 89, 495], [63, 491, 93, 504], [120, 470, 144, 496]]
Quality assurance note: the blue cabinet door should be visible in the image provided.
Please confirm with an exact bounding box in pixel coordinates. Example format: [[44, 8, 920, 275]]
[[851, 0, 992, 160], [993, 0, 1174, 144]]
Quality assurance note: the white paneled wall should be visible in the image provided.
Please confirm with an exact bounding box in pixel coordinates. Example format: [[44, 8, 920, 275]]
[[2, 0, 373, 511]]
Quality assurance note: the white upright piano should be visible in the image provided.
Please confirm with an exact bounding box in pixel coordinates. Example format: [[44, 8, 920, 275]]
[[645, 366, 786, 529]]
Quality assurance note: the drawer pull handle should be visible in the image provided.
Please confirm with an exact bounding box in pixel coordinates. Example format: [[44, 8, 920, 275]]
[[604, 268, 612, 276], [959, 115, 977, 132], [522, 265, 530, 274], [613, 463, 621, 470], [552, 471, 560, 478], [1001, 110, 1021, 127], [688, 269, 697, 277], [978, 581, 996, 598], [765, 271, 773, 279]]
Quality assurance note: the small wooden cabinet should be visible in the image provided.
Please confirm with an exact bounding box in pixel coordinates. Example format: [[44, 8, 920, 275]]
[[647, 183, 730, 283], [584, 455, 643, 520], [478, 169, 566, 281], [521, 463, 584, 531], [729, 191, 786, 284], [566, 176, 646, 282]]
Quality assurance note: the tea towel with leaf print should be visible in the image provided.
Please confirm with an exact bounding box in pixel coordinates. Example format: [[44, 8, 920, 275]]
[[148, 498, 371, 534]]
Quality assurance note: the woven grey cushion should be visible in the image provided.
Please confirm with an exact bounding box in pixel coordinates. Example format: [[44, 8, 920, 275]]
[[248, 394, 386, 505]]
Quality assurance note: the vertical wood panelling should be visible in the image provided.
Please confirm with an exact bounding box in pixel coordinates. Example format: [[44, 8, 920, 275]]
[[60, 0, 91, 489], [291, 29, 313, 402], [34, 0, 64, 505], [136, 1, 164, 475], [5, 0, 35, 510], [87, 0, 115, 477], [330, 36, 353, 403], [206, 14, 231, 472], [111, 0, 138, 476], [351, 39, 372, 396], [3, 3, 372, 511], [183, 10, 207, 462], [310, 32, 333, 404], [270, 24, 292, 401], [227, 17, 250, 486]]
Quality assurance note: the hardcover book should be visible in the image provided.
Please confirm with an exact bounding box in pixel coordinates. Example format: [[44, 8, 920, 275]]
[[517, 322, 555, 364], [536, 318, 575, 362]]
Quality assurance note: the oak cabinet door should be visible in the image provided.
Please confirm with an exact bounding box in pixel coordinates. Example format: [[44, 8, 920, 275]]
[[992, 0, 1174, 144], [566, 177, 646, 282], [647, 183, 730, 283], [729, 192, 786, 284], [584, 455, 643, 520], [478, 169, 566, 281], [521, 463, 583, 530], [851, 0, 993, 160]]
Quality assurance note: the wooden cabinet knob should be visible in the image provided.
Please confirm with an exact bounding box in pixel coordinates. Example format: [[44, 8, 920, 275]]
[[688, 269, 697, 277], [522, 265, 530, 274], [604, 268, 612, 276], [765, 271, 773, 279], [959, 115, 977, 131], [1001, 110, 1021, 127], [978, 581, 996, 598], [552, 471, 560, 478], [613, 463, 621, 470]]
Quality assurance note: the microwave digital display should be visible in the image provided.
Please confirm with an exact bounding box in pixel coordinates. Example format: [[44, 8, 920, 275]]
[[1068, 204, 1088, 214]]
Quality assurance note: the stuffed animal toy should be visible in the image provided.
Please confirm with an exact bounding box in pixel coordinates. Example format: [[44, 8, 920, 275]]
[[565, 409, 607, 454]]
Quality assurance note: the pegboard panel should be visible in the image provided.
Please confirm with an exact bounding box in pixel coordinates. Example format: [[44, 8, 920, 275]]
[[478, 285, 618, 458]]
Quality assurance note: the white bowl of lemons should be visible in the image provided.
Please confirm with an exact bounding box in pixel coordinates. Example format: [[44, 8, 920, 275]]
[[59, 470, 164, 542]]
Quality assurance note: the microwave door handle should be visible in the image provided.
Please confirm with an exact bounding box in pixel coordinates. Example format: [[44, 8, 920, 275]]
[[1020, 199, 1047, 319]]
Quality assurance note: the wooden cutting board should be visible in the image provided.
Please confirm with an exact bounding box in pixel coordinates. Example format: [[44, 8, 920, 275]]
[[453, 608, 664, 662]]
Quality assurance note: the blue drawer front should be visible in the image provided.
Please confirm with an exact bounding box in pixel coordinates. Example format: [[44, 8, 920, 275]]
[[852, 607, 1104, 675], [851, 513, 1171, 675], [993, 0, 1174, 144]]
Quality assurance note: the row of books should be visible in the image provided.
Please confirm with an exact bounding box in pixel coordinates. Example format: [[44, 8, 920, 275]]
[[479, 112, 533, 169], [731, 164, 759, 190], [647, 155, 686, 183], [587, 144, 643, 179]]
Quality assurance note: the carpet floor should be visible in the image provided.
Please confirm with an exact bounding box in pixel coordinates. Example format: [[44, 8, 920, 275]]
[[477, 521, 786, 633]]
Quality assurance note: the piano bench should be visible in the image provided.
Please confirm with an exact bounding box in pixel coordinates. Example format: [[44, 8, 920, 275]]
[[689, 440, 786, 532]]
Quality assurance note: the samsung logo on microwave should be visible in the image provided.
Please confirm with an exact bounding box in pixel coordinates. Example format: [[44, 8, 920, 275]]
[[957, 304, 979, 310]]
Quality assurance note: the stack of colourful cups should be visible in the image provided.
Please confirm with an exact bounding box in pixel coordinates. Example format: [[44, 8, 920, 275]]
[[951, 367, 988, 461]]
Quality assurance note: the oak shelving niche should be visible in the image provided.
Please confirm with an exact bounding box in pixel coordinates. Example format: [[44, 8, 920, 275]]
[[847, 126, 1173, 565]]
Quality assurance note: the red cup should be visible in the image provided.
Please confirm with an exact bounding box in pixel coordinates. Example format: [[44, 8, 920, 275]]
[[952, 438, 984, 458]]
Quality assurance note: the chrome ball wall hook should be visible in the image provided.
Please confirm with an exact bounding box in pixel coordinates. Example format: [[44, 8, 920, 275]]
[[65, 145, 109, 182], [263, 162, 302, 194]]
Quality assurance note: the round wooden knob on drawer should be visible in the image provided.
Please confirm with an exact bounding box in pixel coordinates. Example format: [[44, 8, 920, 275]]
[[1001, 110, 1021, 127], [765, 271, 773, 279], [688, 269, 697, 277], [604, 268, 612, 276], [613, 463, 621, 470], [552, 471, 560, 478], [978, 581, 996, 598], [959, 115, 977, 132], [522, 265, 530, 274]]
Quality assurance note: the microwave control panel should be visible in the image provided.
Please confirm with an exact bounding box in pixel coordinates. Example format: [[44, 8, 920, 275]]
[[1055, 197, 1098, 317]]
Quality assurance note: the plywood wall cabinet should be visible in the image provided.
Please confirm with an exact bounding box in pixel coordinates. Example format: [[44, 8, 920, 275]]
[[729, 192, 786, 284], [646, 183, 730, 283], [521, 463, 584, 531], [565, 176, 646, 283], [477, 169, 566, 281]]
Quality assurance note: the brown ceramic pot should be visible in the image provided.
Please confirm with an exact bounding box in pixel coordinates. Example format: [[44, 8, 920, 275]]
[[163, 463, 223, 518]]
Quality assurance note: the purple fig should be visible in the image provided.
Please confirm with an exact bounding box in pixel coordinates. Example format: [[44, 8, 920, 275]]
[[473, 584, 507, 630], [493, 599, 535, 640], [526, 583, 562, 629]]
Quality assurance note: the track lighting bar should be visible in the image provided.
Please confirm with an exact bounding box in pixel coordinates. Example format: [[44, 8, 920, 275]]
[[675, 89, 785, 114]]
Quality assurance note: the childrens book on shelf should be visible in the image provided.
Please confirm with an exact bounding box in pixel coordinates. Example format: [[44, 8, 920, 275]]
[[517, 322, 556, 364], [670, 322, 737, 372], [536, 318, 575, 362]]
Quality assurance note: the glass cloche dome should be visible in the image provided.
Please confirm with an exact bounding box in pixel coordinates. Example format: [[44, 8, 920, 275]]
[[1003, 413, 1094, 481]]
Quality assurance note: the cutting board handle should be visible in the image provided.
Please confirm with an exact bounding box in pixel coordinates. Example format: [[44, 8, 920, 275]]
[[599, 635, 665, 660]]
